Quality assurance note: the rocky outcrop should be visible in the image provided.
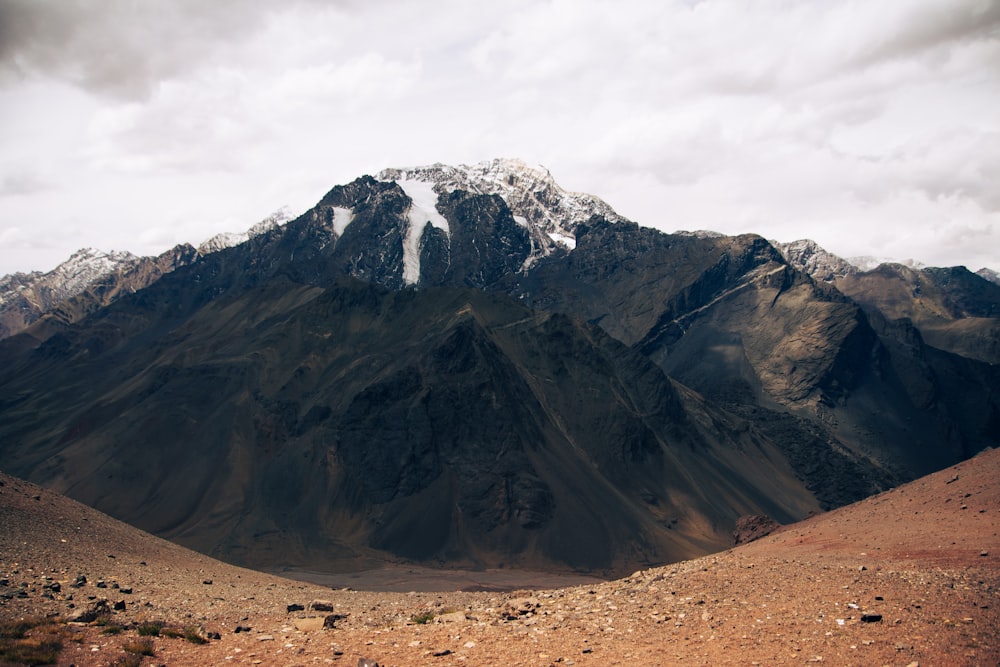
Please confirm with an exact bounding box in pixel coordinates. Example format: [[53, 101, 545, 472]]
[[732, 514, 781, 545], [776, 239, 857, 282]]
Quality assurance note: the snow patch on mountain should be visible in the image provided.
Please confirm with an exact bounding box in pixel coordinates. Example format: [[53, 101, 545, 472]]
[[331, 207, 354, 236], [775, 239, 940, 282], [548, 231, 576, 250], [396, 179, 450, 236], [395, 178, 451, 285], [675, 230, 726, 239]]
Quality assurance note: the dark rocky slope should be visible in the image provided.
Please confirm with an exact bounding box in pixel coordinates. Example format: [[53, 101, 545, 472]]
[[0, 277, 828, 575], [835, 263, 1000, 365]]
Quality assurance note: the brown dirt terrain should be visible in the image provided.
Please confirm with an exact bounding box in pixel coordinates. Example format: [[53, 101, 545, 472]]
[[2, 448, 998, 666]]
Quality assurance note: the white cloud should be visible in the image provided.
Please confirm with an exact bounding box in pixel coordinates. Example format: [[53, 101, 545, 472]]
[[0, 0, 997, 275]]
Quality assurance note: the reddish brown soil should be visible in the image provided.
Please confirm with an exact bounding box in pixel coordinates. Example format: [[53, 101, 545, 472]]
[[2, 448, 998, 666]]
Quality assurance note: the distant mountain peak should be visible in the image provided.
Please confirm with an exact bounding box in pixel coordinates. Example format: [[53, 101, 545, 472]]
[[848, 255, 925, 273], [978, 267, 1000, 286], [0, 247, 139, 308], [197, 207, 294, 254], [0, 208, 293, 340], [775, 239, 857, 282]]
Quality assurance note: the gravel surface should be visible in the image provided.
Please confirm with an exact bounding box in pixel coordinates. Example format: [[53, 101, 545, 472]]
[[2, 448, 997, 666]]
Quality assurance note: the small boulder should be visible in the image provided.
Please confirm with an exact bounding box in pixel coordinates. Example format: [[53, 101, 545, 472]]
[[324, 614, 348, 629], [72, 599, 111, 623]]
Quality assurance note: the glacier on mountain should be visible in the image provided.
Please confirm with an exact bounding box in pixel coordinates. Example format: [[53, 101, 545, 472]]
[[395, 178, 452, 285], [331, 206, 354, 237]]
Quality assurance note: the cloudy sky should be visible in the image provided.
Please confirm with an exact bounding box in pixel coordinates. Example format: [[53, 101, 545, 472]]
[[1, 0, 998, 276]]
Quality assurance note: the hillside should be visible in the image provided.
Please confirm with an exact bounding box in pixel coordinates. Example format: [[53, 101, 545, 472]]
[[1, 448, 997, 665]]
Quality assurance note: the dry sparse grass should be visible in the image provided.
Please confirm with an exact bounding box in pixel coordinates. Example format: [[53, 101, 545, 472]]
[[0, 616, 64, 665], [134, 620, 163, 637], [122, 636, 155, 656], [107, 653, 143, 667]]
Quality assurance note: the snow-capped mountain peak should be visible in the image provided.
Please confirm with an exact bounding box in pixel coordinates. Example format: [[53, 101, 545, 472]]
[[197, 207, 294, 255], [377, 158, 627, 271], [977, 267, 1000, 286], [0, 247, 139, 315], [848, 255, 925, 273], [775, 239, 857, 282]]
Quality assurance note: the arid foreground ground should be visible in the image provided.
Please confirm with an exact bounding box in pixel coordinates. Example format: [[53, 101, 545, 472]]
[[2, 449, 998, 666]]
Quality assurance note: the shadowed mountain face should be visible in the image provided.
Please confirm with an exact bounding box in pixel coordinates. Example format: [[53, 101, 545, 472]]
[[835, 263, 1000, 365], [1, 162, 997, 575], [0, 277, 827, 575], [505, 220, 998, 475]]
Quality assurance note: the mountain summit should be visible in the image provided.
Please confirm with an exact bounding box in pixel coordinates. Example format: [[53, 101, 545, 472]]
[[378, 158, 626, 269], [1, 160, 997, 576]]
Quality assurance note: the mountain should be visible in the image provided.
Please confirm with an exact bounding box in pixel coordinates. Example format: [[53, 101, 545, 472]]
[[778, 240, 1000, 366], [0, 275, 832, 574], [979, 267, 1000, 286], [848, 255, 925, 272], [0, 248, 139, 339], [775, 238, 857, 282], [0, 159, 997, 577], [0, 210, 293, 342], [197, 207, 294, 254], [377, 158, 625, 271], [835, 263, 1000, 365]]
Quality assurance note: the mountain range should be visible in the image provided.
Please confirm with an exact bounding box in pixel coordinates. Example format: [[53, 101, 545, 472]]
[[1, 158, 998, 577]]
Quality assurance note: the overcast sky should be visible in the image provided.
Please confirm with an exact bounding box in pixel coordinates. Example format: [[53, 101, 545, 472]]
[[1, 0, 998, 276]]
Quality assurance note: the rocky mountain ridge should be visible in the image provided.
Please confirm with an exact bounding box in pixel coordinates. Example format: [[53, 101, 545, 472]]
[[196, 207, 294, 255], [776, 239, 1000, 365], [5, 165, 996, 342], [0, 209, 293, 341], [977, 267, 1000, 285]]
